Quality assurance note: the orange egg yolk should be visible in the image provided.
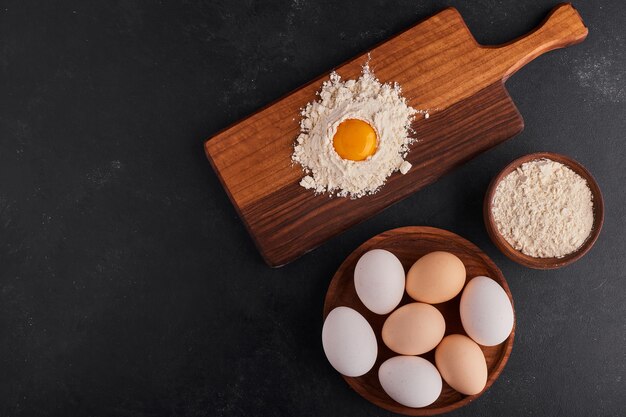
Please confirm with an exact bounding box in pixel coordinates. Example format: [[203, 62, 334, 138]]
[[332, 119, 378, 161]]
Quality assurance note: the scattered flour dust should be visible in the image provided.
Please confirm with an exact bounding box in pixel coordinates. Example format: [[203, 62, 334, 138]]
[[491, 159, 594, 258], [292, 63, 418, 198]]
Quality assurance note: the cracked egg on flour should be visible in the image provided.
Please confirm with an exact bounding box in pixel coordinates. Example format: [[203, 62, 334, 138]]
[[292, 63, 420, 199]]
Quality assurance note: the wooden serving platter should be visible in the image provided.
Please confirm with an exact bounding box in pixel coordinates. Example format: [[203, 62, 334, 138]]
[[324, 226, 515, 415], [205, 4, 587, 267]]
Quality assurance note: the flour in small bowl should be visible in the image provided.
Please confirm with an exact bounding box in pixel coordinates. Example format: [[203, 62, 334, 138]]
[[491, 158, 594, 258], [292, 63, 418, 198]]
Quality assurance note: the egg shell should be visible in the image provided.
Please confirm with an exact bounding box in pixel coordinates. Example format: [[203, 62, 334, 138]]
[[322, 307, 378, 377], [378, 356, 442, 408], [406, 251, 466, 304], [354, 249, 405, 315], [435, 334, 488, 395], [382, 302, 445, 355], [460, 276, 514, 346]]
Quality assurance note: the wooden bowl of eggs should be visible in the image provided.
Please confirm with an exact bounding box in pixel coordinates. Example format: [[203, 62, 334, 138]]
[[322, 226, 515, 415]]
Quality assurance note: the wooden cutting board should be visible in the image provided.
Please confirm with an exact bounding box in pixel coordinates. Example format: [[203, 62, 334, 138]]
[[205, 3, 587, 267]]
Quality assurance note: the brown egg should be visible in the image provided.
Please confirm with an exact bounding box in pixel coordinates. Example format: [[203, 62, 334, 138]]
[[406, 251, 466, 304], [435, 334, 487, 395], [382, 303, 445, 355]]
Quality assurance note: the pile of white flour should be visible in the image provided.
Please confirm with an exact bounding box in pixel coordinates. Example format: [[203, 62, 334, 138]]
[[491, 159, 594, 258], [292, 64, 417, 198]]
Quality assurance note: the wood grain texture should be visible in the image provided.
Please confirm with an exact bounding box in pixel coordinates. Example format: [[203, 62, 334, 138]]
[[205, 4, 588, 267], [323, 226, 515, 416], [484, 152, 604, 269]]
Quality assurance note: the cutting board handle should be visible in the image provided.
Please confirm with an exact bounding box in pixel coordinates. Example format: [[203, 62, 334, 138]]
[[493, 3, 588, 81]]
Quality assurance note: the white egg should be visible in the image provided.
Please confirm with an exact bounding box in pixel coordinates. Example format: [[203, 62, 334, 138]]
[[460, 276, 514, 346], [322, 307, 378, 377], [378, 356, 442, 408], [354, 249, 405, 315]]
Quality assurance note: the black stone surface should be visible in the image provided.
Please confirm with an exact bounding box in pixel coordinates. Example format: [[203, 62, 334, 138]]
[[1, 1, 625, 416]]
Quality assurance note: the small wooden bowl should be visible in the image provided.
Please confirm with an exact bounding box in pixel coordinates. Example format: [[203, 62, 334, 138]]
[[484, 152, 604, 269], [324, 226, 515, 416]]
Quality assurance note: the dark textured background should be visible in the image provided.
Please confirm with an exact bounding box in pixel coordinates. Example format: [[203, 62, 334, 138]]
[[1, 1, 625, 416]]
